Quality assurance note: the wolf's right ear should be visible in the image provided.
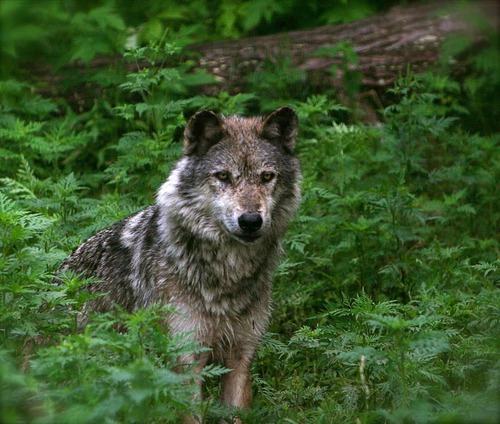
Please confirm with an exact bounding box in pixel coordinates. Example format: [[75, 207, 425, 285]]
[[261, 106, 298, 154], [184, 110, 223, 156]]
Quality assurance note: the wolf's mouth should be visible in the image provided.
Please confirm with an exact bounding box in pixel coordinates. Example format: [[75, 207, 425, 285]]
[[234, 233, 261, 243], [222, 224, 262, 244]]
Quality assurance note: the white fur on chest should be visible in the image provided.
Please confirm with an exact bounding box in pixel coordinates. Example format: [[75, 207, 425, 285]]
[[166, 242, 269, 345], [167, 295, 269, 358]]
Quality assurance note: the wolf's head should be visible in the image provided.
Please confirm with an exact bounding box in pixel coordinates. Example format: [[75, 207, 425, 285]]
[[159, 107, 301, 245]]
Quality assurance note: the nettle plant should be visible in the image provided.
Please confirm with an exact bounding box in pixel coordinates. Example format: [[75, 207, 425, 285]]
[[254, 73, 499, 423], [0, 39, 248, 423], [109, 34, 257, 203], [0, 30, 498, 423]]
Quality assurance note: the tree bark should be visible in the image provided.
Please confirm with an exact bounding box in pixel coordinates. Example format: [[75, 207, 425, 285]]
[[32, 1, 498, 110], [187, 0, 497, 93]]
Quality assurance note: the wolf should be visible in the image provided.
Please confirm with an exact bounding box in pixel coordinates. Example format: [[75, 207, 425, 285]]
[[57, 106, 301, 419]]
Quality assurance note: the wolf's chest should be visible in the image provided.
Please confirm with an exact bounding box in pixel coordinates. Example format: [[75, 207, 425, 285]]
[[183, 249, 265, 316], [165, 239, 267, 300], [167, 290, 269, 356], [163, 246, 271, 348]]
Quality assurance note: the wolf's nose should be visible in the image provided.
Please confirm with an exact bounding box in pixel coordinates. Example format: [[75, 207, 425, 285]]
[[238, 213, 263, 232]]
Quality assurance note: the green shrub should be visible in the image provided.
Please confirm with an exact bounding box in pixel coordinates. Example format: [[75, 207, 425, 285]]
[[1, 15, 498, 423]]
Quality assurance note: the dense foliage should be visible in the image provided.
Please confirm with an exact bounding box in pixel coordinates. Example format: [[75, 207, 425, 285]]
[[1, 1, 499, 423]]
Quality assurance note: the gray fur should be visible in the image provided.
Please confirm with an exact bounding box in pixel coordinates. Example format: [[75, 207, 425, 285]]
[[58, 107, 301, 413]]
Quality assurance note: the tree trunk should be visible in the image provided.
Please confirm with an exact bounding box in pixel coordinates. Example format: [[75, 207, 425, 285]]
[[32, 0, 498, 111], [187, 0, 497, 93]]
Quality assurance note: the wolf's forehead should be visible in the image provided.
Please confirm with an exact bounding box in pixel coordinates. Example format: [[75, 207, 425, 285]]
[[207, 138, 279, 172], [203, 115, 283, 171], [221, 116, 264, 141]]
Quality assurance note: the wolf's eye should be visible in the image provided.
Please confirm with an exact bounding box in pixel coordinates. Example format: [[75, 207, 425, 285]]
[[214, 171, 231, 182], [261, 171, 275, 183]]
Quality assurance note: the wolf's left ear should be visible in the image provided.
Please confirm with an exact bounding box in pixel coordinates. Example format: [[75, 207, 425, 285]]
[[261, 106, 298, 153], [184, 110, 223, 156]]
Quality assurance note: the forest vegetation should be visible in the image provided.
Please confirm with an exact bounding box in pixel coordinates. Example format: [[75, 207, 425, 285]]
[[1, 1, 499, 423]]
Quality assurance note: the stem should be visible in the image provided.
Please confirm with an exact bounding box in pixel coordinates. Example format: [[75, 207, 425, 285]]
[[398, 334, 408, 407]]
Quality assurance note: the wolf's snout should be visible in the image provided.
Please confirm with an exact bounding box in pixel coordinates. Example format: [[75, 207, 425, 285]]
[[238, 212, 263, 232]]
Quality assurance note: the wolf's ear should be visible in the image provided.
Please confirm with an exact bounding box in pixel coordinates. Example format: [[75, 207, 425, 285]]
[[261, 106, 298, 153], [184, 110, 223, 156]]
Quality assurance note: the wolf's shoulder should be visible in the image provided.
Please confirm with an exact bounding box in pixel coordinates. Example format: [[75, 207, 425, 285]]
[[59, 206, 158, 277]]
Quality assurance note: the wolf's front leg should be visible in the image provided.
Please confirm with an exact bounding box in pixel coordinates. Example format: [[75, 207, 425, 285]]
[[221, 356, 253, 416], [180, 351, 211, 424]]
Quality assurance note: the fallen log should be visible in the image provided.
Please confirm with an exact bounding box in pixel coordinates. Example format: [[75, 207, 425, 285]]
[[31, 0, 498, 112], [188, 0, 498, 94]]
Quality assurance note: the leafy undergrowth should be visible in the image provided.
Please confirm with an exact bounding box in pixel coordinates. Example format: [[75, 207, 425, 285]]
[[1, 36, 499, 424]]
